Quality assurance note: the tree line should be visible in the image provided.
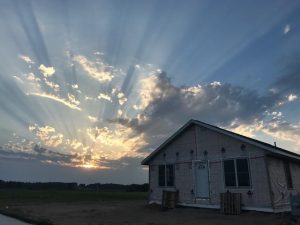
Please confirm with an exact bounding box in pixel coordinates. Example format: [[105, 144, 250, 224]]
[[0, 180, 148, 192]]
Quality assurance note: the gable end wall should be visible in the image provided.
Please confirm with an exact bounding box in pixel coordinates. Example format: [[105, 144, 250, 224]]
[[148, 124, 273, 209]]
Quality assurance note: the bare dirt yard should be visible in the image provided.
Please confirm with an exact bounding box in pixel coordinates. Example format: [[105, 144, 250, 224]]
[[0, 190, 298, 225], [4, 200, 299, 225]]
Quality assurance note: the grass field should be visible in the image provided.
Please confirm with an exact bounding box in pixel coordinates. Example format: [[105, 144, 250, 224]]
[[0, 189, 148, 206]]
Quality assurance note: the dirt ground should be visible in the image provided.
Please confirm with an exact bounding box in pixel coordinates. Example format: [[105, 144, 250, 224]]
[[7, 200, 299, 225]]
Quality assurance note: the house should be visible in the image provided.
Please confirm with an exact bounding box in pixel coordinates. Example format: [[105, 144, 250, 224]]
[[141, 119, 300, 213]]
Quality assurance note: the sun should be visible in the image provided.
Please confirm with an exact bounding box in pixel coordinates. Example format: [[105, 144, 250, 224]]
[[79, 164, 99, 169]]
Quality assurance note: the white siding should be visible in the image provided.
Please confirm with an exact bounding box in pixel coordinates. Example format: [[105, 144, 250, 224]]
[[267, 156, 300, 212], [148, 124, 274, 210]]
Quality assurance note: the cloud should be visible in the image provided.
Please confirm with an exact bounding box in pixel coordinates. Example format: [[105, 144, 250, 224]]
[[12, 75, 24, 83], [86, 125, 146, 160], [26, 72, 41, 82], [66, 139, 84, 150], [19, 55, 34, 64], [44, 78, 60, 92], [0, 144, 76, 167], [84, 96, 95, 101], [73, 55, 114, 82], [13, 72, 42, 95], [117, 109, 123, 116], [271, 60, 300, 94], [97, 93, 112, 102], [39, 64, 55, 77], [108, 71, 300, 153], [29, 124, 64, 148], [287, 94, 298, 102], [117, 92, 127, 105], [228, 118, 300, 152], [12, 70, 79, 111], [283, 24, 290, 34], [71, 84, 78, 89], [262, 121, 300, 150], [29, 92, 81, 111], [88, 115, 98, 122]]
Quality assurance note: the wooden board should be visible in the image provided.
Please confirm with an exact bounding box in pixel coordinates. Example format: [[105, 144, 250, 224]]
[[220, 192, 242, 215]]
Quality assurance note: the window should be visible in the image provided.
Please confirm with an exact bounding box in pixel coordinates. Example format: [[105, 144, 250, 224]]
[[224, 160, 236, 187], [284, 161, 293, 189], [166, 164, 174, 186], [158, 164, 174, 187], [158, 165, 165, 186], [236, 159, 250, 187], [223, 158, 250, 188]]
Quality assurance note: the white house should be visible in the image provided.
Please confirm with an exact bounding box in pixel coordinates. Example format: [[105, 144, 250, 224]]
[[141, 119, 300, 213]]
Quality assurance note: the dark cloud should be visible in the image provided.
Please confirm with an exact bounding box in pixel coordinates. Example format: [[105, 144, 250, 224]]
[[0, 145, 75, 166], [109, 71, 297, 153], [271, 59, 300, 94]]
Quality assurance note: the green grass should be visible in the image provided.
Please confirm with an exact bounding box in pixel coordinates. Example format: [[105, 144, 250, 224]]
[[0, 189, 148, 206]]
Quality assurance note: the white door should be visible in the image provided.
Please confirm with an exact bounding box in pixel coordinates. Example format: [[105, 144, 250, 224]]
[[194, 161, 209, 198]]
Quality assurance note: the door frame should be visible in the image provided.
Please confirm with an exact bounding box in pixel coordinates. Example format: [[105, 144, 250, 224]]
[[192, 160, 211, 199]]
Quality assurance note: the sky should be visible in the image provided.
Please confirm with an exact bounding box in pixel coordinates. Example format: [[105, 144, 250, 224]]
[[0, 0, 300, 184]]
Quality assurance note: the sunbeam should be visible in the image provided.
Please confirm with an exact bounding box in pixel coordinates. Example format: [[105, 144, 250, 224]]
[[0, 0, 300, 183]]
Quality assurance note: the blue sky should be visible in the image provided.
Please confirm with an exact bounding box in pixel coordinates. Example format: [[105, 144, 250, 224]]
[[0, 0, 300, 184]]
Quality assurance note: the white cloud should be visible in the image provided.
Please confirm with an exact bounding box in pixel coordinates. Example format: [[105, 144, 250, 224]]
[[210, 81, 221, 87], [19, 55, 34, 64], [14, 73, 42, 94], [66, 139, 84, 150], [84, 96, 95, 101], [98, 93, 112, 102], [86, 125, 146, 160], [73, 55, 113, 82], [67, 93, 80, 106], [283, 24, 290, 34], [29, 124, 64, 148], [44, 78, 59, 92], [12, 75, 24, 83], [136, 74, 162, 110], [29, 92, 81, 111], [287, 94, 298, 102], [71, 84, 78, 89], [88, 115, 98, 122], [39, 64, 55, 77], [94, 52, 103, 56], [118, 109, 123, 116], [182, 85, 203, 96], [26, 73, 40, 82], [117, 92, 127, 105]]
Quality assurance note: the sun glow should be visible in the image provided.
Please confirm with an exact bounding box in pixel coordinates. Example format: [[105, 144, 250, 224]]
[[78, 164, 100, 169]]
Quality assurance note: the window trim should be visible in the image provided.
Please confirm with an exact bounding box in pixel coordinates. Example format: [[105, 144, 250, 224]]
[[158, 164, 175, 188], [223, 157, 252, 189]]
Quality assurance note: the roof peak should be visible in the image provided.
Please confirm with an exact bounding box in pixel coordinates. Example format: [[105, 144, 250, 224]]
[[141, 119, 300, 165]]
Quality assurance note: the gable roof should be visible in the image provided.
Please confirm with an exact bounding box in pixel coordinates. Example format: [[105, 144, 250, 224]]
[[141, 119, 300, 165]]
